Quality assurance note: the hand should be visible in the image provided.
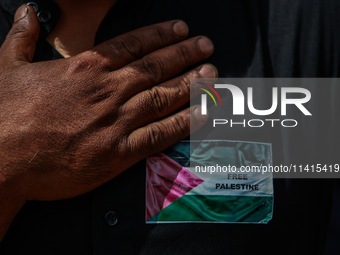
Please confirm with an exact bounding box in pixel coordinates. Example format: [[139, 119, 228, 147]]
[[0, 4, 217, 238]]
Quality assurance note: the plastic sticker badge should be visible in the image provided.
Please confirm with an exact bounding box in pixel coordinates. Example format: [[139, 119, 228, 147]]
[[145, 140, 273, 224]]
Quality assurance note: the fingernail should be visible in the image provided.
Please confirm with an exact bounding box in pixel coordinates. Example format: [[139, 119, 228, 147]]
[[193, 106, 209, 123], [198, 37, 214, 55], [199, 64, 217, 78], [14, 4, 29, 22], [26, 2, 39, 12], [173, 20, 189, 37]]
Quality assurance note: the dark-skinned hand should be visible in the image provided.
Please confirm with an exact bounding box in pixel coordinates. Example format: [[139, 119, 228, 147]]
[[0, 4, 217, 239]]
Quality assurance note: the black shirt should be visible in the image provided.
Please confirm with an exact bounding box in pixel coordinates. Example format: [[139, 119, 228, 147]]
[[0, 0, 339, 254]]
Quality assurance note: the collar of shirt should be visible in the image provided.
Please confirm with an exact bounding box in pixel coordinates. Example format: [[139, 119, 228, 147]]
[[0, 0, 153, 61], [0, 0, 60, 37], [0, 0, 155, 44]]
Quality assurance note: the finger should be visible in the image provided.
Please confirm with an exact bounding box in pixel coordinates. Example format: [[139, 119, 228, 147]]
[[121, 64, 217, 130], [114, 36, 214, 100], [0, 4, 40, 64], [125, 105, 208, 159], [89, 20, 189, 70]]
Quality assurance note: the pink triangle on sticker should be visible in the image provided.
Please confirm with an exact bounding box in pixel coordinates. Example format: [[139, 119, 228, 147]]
[[146, 153, 204, 220], [162, 167, 204, 209]]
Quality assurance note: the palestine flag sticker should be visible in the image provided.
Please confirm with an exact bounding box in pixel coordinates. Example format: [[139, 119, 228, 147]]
[[145, 140, 273, 224]]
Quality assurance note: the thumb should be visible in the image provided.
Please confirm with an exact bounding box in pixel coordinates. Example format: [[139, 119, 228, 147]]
[[0, 4, 40, 64]]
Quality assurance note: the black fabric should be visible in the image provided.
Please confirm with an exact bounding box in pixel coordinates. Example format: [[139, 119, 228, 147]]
[[0, 0, 339, 254]]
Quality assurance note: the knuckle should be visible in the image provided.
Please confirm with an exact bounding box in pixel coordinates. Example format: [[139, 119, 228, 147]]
[[132, 88, 167, 119], [170, 114, 188, 136], [144, 115, 188, 152], [87, 50, 108, 69], [175, 44, 191, 64], [146, 123, 166, 149], [6, 24, 35, 43], [178, 75, 191, 98], [138, 56, 165, 83], [112, 35, 145, 60], [7, 24, 26, 37], [127, 124, 166, 156], [116, 136, 131, 158], [151, 25, 168, 44], [68, 53, 103, 74], [87, 86, 115, 105], [148, 87, 169, 116], [7, 26, 24, 39]]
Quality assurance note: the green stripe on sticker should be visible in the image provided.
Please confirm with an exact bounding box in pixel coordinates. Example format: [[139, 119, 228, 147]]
[[149, 195, 273, 223]]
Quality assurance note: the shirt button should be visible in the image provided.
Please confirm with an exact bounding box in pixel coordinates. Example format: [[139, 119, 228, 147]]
[[37, 10, 52, 23], [104, 211, 119, 227]]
